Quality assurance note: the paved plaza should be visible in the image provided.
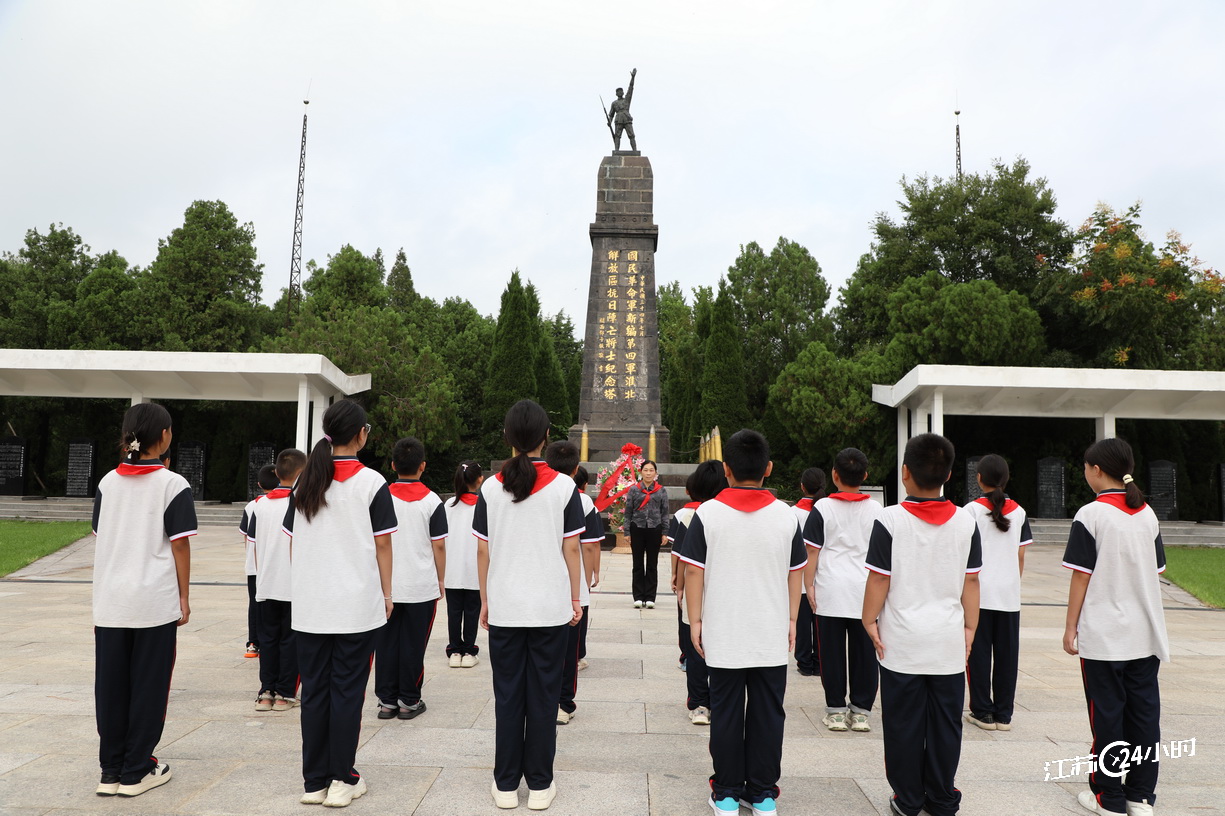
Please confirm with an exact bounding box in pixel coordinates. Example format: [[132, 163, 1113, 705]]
[[0, 528, 1222, 815]]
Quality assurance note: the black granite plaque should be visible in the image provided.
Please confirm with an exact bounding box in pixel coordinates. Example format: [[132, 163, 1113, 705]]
[[965, 456, 983, 503], [66, 438, 96, 498], [1219, 464, 1225, 522], [176, 441, 206, 501], [0, 436, 25, 496], [1147, 460, 1176, 521], [247, 443, 276, 500], [1037, 456, 1066, 519]]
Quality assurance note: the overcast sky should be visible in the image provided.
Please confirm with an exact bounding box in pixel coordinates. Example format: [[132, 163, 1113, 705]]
[[2, 1, 1221, 325]]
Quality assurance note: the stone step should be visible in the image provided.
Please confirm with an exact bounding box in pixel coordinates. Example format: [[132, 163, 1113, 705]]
[[0, 498, 244, 527]]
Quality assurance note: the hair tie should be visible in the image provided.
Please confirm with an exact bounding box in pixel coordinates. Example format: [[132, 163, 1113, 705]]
[[1122, 474, 1134, 485], [323, 434, 332, 443], [126, 439, 141, 453]]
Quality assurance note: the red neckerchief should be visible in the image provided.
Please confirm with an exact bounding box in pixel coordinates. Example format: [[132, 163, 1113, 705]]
[[116, 462, 165, 476], [682, 501, 701, 510], [828, 492, 870, 502], [1096, 490, 1145, 516], [714, 487, 776, 512], [389, 480, 431, 502], [638, 481, 661, 510], [333, 458, 364, 482], [795, 497, 814, 511], [900, 497, 958, 525], [458, 492, 478, 506], [264, 487, 292, 500], [494, 460, 560, 495], [973, 496, 1019, 515]]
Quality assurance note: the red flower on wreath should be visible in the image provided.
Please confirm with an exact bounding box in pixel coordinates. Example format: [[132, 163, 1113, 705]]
[[621, 443, 643, 457]]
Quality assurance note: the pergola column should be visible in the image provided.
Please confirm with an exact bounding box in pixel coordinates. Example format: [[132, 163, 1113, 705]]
[[1095, 413, 1116, 441], [896, 406, 909, 503], [931, 389, 945, 435], [310, 389, 329, 449], [295, 378, 311, 452]]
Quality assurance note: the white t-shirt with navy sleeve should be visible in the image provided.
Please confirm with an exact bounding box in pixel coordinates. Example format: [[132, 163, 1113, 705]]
[[669, 502, 700, 624], [865, 498, 982, 675], [804, 492, 886, 619], [577, 490, 604, 606], [387, 480, 448, 604], [443, 495, 479, 590], [92, 461, 197, 628], [239, 499, 258, 575], [965, 497, 1032, 613], [248, 488, 294, 602], [285, 457, 398, 635], [792, 498, 814, 596], [472, 461, 586, 628], [1062, 490, 1169, 662], [673, 487, 807, 669]]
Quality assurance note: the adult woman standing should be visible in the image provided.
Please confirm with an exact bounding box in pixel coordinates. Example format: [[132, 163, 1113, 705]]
[[624, 460, 670, 609]]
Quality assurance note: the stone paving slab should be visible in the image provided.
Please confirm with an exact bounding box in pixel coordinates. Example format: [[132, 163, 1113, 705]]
[[1, 529, 1223, 815]]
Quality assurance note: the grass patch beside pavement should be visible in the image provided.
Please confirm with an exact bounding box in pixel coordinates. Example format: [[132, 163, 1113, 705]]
[[0, 520, 92, 578], [1164, 546, 1225, 608]]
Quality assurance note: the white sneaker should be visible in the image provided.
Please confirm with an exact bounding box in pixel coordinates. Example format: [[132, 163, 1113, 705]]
[[301, 788, 328, 804], [492, 781, 518, 809], [1078, 790, 1123, 813], [822, 711, 848, 732], [117, 762, 172, 796], [449, 653, 462, 668], [528, 782, 557, 810], [577, 659, 589, 671], [1126, 801, 1155, 816], [690, 706, 711, 725], [850, 712, 870, 732], [645, 601, 655, 609], [634, 600, 644, 609], [461, 654, 479, 668], [322, 777, 366, 808], [556, 707, 572, 724]]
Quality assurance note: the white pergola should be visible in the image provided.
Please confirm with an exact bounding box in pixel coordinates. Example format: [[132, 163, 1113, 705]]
[[0, 349, 371, 452], [872, 364, 1225, 501]]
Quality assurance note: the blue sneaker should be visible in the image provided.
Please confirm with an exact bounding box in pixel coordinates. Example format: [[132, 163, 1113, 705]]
[[709, 795, 740, 813], [740, 798, 777, 815]]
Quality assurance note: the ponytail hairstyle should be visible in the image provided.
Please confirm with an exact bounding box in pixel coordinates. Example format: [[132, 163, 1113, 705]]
[[800, 467, 827, 498], [1084, 437, 1145, 509], [451, 459, 483, 506], [574, 465, 590, 492], [976, 453, 1012, 532], [295, 399, 368, 521], [500, 399, 550, 503], [119, 403, 172, 461]]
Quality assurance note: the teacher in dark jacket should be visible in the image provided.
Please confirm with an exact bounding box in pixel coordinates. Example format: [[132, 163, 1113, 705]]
[[624, 460, 670, 609]]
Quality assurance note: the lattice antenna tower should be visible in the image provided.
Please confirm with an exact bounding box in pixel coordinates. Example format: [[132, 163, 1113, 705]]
[[950, 107, 960, 181], [286, 97, 309, 327]]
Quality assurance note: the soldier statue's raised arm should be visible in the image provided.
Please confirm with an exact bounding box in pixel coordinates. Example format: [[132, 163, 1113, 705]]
[[608, 68, 637, 152]]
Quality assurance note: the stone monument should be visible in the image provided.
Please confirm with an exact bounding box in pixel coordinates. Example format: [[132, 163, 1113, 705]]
[[0, 436, 25, 496], [66, 438, 96, 498], [247, 442, 276, 501], [176, 441, 207, 501], [572, 70, 669, 462]]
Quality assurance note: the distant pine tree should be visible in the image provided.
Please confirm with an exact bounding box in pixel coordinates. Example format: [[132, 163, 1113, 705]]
[[483, 271, 538, 441], [699, 282, 750, 434]]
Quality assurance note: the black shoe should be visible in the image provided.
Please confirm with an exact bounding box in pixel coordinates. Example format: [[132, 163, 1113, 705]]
[[797, 666, 815, 676], [96, 773, 122, 796], [398, 700, 426, 719], [377, 703, 398, 719]]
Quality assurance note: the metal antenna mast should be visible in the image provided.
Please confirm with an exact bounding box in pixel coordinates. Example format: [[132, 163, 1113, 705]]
[[950, 107, 960, 181], [286, 98, 309, 326]]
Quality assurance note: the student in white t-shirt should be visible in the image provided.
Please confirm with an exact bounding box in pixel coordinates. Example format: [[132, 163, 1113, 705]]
[[443, 460, 484, 668], [863, 433, 981, 816], [91, 403, 196, 798], [964, 454, 1031, 733], [239, 465, 278, 659], [284, 400, 397, 809], [374, 437, 447, 721], [544, 441, 602, 725], [792, 467, 825, 678], [573, 465, 603, 670], [247, 449, 306, 712], [803, 448, 885, 734], [680, 430, 806, 816], [1063, 438, 1168, 816], [669, 459, 726, 726], [475, 400, 585, 812]]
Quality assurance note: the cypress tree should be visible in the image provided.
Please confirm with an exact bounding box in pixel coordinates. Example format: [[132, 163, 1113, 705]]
[[699, 281, 751, 434], [483, 271, 538, 438]]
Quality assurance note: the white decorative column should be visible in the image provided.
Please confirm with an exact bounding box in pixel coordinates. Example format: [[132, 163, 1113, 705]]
[[896, 406, 909, 506], [1095, 414, 1116, 441], [931, 389, 945, 436], [296, 378, 310, 452]]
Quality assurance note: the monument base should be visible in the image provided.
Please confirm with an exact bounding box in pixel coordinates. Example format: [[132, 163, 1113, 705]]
[[571, 424, 670, 466]]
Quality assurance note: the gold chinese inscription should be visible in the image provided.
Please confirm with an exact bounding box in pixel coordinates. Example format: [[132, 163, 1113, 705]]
[[595, 248, 648, 401]]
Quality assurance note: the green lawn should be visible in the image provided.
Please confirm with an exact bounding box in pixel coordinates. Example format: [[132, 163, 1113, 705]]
[[0, 520, 92, 578], [1164, 547, 1225, 609]]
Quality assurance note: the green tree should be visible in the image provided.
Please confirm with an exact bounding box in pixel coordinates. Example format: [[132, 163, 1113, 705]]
[[658, 281, 704, 460], [836, 158, 1072, 351], [69, 251, 139, 350], [138, 200, 264, 352], [482, 271, 538, 438], [302, 244, 386, 314], [387, 248, 418, 312], [0, 224, 94, 349], [698, 282, 750, 433], [545, 312, 582, 429]]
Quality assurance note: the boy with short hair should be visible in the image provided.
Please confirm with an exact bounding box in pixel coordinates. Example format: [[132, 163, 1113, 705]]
[[247, 449, 306, 711], [862, 433, 981, 816], [804, 448, 885, 733], [680, 430, 806, 815], [572, 465, 602, 670], [544, 441, 602, 725], [375, 436, 446, 720], [239, 465, 280, 658], [792, 467, 825, 677]]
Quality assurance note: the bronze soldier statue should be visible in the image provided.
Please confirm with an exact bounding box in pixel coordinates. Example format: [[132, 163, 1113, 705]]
[[608, 68, 637, 151]]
